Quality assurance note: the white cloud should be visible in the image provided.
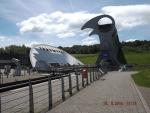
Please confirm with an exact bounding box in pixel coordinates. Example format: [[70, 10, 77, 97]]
[[17, 11, 98, 38], [0, 35, 25, 47], [57, 32, 75, 38], [82, 37, 98, 45], [0, 36, 12, 42], [0, 36, 7, 41], [125, 38, 138, 42], [17, 4, 150, 38], [102, 4, 150, 30], [25, 41, 41, 47], [25, 41, 54, 47]]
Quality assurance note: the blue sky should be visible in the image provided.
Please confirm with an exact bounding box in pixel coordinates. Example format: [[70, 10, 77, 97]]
[[0, 0, 150, 47]]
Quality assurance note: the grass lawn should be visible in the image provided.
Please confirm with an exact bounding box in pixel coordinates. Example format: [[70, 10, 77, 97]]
[[73, 51, 150, 65], [132, 69, 150, 88], [124, 52, 150, 65], [125, 52, 150, 70], [73, 54, 98, 64]]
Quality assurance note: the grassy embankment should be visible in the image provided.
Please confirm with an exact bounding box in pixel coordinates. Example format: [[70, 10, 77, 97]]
[[124, 51, 150, 88], [73, 51, 150, 87], [132, 69, 150, 88]]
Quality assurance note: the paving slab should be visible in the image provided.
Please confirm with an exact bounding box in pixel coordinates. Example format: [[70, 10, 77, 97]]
[[47, 71, 150, 113]]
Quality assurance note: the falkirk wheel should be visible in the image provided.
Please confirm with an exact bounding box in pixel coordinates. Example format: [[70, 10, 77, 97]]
[[81, 14, 126, 70]]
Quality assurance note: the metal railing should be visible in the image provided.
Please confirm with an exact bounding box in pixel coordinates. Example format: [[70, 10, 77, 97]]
[[0, 66, 104, 113]]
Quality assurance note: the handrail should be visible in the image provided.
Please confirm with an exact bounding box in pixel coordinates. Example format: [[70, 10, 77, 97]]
[[0, 65, 98, 93]]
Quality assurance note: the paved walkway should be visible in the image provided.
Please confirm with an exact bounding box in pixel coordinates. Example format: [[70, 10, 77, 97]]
[[0, 69, 44, 84], [47, 71, 150, 113]]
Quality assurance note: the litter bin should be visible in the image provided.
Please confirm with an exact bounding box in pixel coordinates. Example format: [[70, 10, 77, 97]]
[[82, 68, 88, 79]]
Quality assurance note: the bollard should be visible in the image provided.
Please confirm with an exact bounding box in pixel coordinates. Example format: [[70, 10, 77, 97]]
[[94, 70, 96, 81], [1, 73, 3, 84], [82, 73, 85, 87], [68, 74, 72, 96], [97, 71, 99, 80], [97, 71, 100, 80], [24, 69, 26, 76], [97, 71, 99, 79], [61, 75, 65, 101], [29, 80, 34, 113], [0, 72, 1, 84], [96, 70, 98, 80], [48, 76, 52, 110], [86, 71, 89, 85], [0, 69, 1, 84], [95, 70, 97, 80], [90, 69, 92, 83], [0, 95, 1, 113], [95, 70, 97, 79], [93, 69, 95, 81], [76, 74, 79, 91], [94, 71, 96, 80], [98, 70, 101, 80]]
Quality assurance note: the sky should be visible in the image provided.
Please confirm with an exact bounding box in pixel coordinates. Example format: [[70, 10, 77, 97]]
[[0, 0, 150, 47]]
